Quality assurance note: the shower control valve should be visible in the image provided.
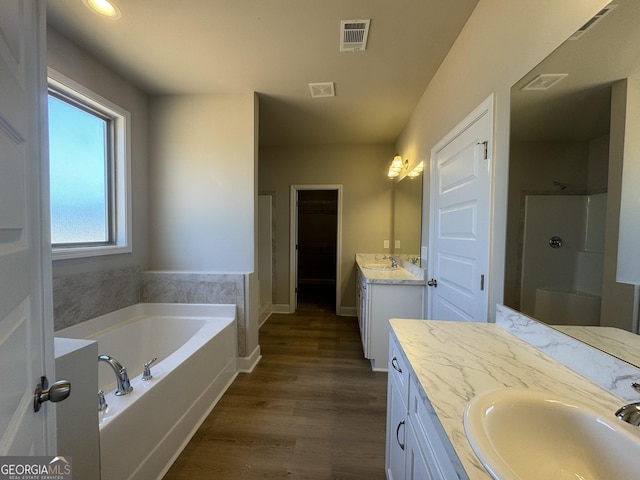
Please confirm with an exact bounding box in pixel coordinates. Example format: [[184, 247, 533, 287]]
[[548, 236, 563, 248], [142, 357, 157, 381]]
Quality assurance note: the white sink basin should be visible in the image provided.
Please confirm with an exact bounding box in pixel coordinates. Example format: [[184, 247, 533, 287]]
[[463, 388, 640, 480], [363, 263, 395, 271]]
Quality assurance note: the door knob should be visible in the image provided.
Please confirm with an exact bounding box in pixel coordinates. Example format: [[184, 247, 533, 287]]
[[34, 377, 71, 412], [427, 278, 438, 287]]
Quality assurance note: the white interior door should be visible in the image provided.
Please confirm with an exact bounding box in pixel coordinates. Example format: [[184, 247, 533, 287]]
[[428, 97, 493, 322], [0, 0, 57, 455]]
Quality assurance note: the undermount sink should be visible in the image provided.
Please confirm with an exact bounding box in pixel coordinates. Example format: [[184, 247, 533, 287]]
[[463, 388, 640, 480], [363, 263, 395, 271]]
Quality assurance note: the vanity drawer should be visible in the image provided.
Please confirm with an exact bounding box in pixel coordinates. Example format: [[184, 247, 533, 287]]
[[408, 376, 459, 480], [389, 335, 409, 402]]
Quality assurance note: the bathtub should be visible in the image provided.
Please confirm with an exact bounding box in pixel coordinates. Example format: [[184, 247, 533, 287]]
[[534, 288, 601, 326], [56, 303, 238, 480]]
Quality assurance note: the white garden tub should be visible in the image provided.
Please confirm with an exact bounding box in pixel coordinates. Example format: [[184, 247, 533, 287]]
[[57, 303, 237, 480]]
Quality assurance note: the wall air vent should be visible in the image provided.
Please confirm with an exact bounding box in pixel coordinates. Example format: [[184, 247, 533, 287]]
[[340, 19, 370, 52], [569, 4, 617, 40], [309, 82, 335, 98], [521, 74, 568, 91]]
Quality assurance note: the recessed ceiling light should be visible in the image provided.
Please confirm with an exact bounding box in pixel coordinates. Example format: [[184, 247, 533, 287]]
[[82, 0, 122, 19]]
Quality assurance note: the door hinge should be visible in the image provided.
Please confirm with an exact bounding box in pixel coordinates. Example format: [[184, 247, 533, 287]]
[[480, 274, 485, 291], [477, 140, 488, 160]]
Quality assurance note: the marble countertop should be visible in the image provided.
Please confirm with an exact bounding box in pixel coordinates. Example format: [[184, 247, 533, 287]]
[[355, 253, 425, 285], [390, 319, 628, 479]]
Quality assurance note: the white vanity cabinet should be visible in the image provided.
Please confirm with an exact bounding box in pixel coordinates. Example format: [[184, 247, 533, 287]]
[[386, 335, 464, 480], [357, 267, 424, 370]]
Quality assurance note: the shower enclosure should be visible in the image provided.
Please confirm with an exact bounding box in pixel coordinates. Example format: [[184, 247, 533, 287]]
[[519, 193, 606, 326]]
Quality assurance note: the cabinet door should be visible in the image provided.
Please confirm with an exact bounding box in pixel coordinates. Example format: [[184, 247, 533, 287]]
[[405, 419, 435, 480], [408, 377, 460, 480], [385, 376, 406, 480], [388, 337, 409, 403]]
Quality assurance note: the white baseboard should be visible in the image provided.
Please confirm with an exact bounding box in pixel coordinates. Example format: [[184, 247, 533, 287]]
[[259, 303, 272, 327], [267, 304, 355, 317], [339, 306, 357, 317], [237, 345, 262, 373], [272, 304, 291, 314]]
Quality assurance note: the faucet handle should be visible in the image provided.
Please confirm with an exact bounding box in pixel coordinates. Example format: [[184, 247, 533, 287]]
[[142, 357, 157, 381], [98, 390, 108, 412]]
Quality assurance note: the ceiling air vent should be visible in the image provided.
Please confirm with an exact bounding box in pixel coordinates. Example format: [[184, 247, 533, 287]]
[[309, 82, 335, 98], [521, 74, 568, 91], [340, 19, 370, 52], [569, 4, 617, 40]]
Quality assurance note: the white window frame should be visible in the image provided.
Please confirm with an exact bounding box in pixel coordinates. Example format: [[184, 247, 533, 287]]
[[47, 68, 132, 260]]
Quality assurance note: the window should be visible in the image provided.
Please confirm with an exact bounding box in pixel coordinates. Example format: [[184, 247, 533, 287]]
[[47, 69, 131, 259]]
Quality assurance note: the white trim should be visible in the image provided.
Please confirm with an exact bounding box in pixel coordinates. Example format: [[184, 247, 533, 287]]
[[289, 185, 343, 314], [339, 306, 357, 317], [258, 303, 272, 327], [272, 304, 291, 314], [47, 67, 132, 260], [237, 345, 262, 373]]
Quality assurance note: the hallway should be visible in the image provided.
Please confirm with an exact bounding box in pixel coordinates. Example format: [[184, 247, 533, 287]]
[[164, 312, 388, 479]]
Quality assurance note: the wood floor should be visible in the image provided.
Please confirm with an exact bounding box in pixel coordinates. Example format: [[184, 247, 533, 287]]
[[164, 312, 389, 480]]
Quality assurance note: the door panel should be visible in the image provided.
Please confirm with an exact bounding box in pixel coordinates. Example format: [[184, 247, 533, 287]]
[[0, 0, 54, 455], [429, 98, 492, 322]]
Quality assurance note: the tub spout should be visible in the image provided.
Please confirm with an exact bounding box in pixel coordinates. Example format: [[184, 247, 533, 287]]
[[98, 354, 133, 396]]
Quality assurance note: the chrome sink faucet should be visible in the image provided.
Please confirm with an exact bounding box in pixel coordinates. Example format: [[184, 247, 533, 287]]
[[383, 255, 398, 268], [615, 383, 640, 426], [616, 402, 640, 426], [98, 354, 133, 396]]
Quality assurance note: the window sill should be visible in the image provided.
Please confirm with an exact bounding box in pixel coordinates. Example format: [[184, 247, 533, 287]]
[[52, 244, 132, 261]]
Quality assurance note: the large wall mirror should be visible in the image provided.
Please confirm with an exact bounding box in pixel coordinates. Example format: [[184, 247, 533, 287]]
[[505, 0, 640, 366], [392, 173, 422, 259]]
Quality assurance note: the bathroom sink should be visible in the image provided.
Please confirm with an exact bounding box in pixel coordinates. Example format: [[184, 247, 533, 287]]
[[363, 263, 395, 270], [463, 388, 640, 480]]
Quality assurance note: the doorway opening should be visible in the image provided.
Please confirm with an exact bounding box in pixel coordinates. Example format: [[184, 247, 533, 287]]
[[290, 186, 342, 314]]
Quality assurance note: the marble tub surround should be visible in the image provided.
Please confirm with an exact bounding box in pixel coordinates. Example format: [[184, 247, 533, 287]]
[[496, 305, 640, 403], [390, 319, 632, 480], [140, 271, 244, 305], [53, 267, 249, 358], [355, 253, 425, 284], [142, 271, 246, 356], [53, 265, 141, 331]]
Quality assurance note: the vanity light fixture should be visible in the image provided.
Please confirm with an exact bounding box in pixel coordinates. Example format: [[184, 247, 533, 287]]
[[387, 155, 408, 178], [407, 161, 424, 178], [82, 0, 122, 19]]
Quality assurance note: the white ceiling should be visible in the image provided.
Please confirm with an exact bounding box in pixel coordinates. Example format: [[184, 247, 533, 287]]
[[46, 0, 480, 147]]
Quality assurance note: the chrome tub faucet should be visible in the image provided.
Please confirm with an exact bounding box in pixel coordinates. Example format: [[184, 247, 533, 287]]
[[98, 354, 133, 396]]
